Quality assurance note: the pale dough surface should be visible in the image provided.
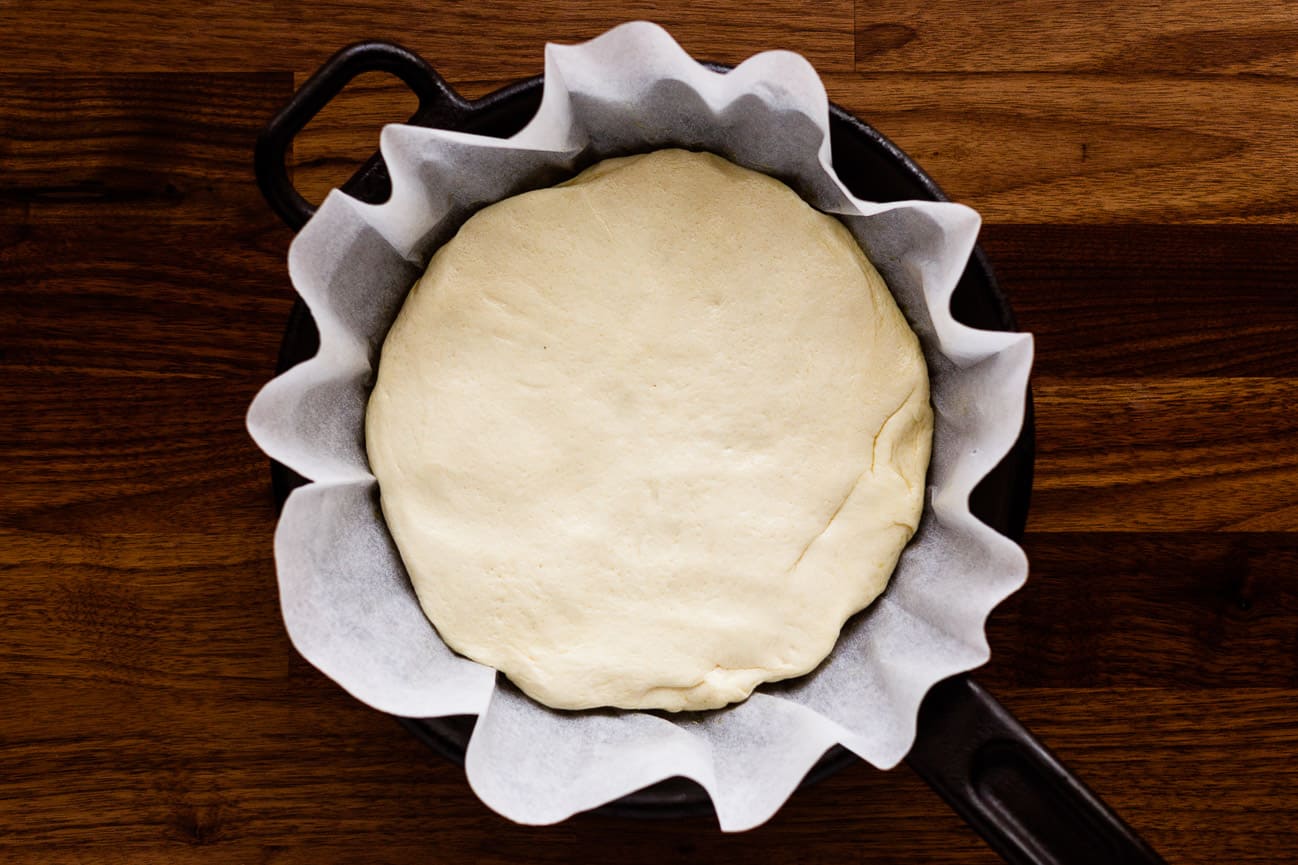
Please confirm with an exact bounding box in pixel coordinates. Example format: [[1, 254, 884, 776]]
[[366, 149, 932, 712]]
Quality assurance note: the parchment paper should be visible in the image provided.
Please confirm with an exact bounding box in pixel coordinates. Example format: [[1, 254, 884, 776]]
[[247, 21, 1034, 832]]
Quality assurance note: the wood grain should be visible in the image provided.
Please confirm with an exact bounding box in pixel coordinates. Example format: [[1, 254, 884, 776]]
[[985, 532, 1298, 687], [0, 1, 856, 76], [1031, 378, 1298, 532], [0, 223, 289, 381], [854, 0, 1298, 73], [2, 2, 1296, 863], [823, 73, 1298, 224], [980, 224, 1298, 377], [0, 74, 292, 224]]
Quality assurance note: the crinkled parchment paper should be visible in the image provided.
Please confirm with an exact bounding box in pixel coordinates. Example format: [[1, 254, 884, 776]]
[[247, 21, 1033, 832]]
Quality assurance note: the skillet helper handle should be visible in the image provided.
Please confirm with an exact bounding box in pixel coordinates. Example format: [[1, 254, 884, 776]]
[[255, 41, 467, 231], [906, 675, 1166, 865]]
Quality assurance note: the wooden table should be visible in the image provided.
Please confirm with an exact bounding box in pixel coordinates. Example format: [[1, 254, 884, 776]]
[[3, 2, 1295, 863]]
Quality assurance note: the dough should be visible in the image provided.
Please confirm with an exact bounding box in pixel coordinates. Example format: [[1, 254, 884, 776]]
[[366, 149, 932, 712]]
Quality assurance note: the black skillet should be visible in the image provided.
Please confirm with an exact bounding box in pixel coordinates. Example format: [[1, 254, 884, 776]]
[[254, 41, 1166, 865]]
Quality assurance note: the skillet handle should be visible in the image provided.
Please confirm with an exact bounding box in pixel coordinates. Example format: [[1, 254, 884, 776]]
[[254, 41, 468, 231], [906, 675, 1166, 865]]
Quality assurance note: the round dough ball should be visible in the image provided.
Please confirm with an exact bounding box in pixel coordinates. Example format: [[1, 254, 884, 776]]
[[366, 149, 932, 712]]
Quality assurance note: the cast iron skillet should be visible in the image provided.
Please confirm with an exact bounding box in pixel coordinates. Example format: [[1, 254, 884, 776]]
[[254, 41, 1165, 865]]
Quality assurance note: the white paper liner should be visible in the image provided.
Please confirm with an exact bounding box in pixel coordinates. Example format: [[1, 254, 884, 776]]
[[247, 21, 1033, 832]]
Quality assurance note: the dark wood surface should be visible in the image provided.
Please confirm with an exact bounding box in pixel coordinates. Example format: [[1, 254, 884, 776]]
[[1, 3, 1295, 863]]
